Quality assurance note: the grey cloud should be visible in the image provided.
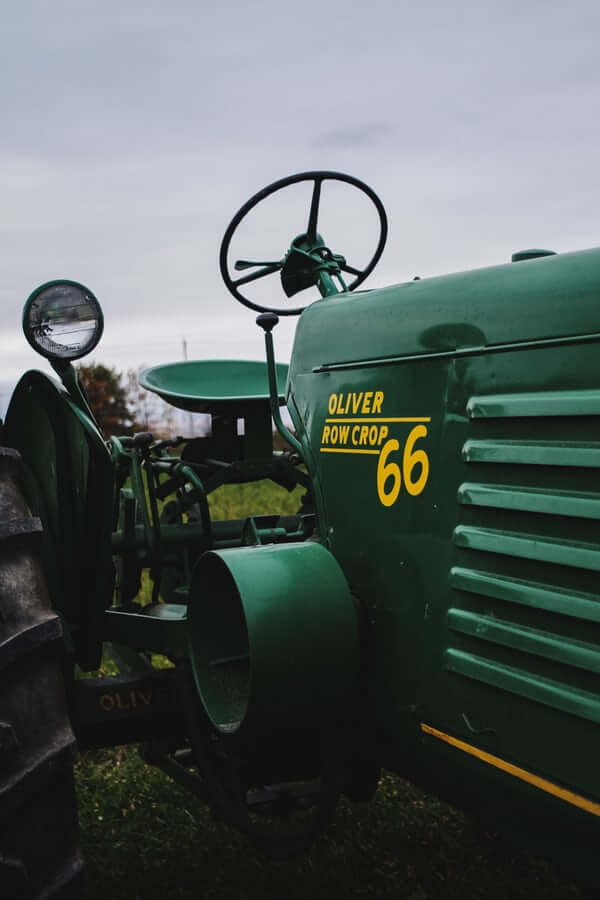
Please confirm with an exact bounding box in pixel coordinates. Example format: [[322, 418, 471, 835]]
[[1, 0, 600, 389], [314, 123, 396, 148]]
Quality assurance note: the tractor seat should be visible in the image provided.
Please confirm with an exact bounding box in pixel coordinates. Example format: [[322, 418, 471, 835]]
[[139, 359, 289, 414]]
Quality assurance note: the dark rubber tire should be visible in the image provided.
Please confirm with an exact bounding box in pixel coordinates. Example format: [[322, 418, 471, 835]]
[[0, 448, 84, 899]]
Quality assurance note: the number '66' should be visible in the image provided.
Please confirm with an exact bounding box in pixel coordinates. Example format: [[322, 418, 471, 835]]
[[376, 426, 429, 506]]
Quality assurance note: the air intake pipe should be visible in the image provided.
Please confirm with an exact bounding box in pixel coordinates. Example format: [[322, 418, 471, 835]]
[[187, 542, 359, 755]]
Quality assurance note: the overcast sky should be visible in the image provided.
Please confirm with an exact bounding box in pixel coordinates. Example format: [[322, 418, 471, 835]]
[[1, 0, 599, 412]]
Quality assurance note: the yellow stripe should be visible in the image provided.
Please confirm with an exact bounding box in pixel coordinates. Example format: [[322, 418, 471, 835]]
[[319, 448, 380, 455], [325, 417, 431, 423], [421, 723, 600, 817]]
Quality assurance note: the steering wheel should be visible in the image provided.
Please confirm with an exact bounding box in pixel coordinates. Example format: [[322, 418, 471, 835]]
[[219, 171, 388, 315]]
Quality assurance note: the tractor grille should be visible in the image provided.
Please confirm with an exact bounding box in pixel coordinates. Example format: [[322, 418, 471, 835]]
[[447, 388, 600, 725]]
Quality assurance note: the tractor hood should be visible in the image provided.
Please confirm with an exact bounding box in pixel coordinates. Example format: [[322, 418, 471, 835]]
[[289, 247, 600, 375]]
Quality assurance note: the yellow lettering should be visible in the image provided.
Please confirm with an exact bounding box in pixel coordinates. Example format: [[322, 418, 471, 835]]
[[362, 392, 373, 413], [336, 395, 345, 414], [328, 394, 337, 415], [369, 425, 379, 446], [99, 688, 153, 713], [377, 439, 402, 507], [359, 425, 369, 445], [339, 425, 350, 444], [403, 425, 429, 496], [352, 393, 364, 414], [378, 425, 389, 445], [321, 425, 331, 444], [372, 391, 384, 414], [99, 694, 114, 712], [352, 425, 360, 445], [377, 426, 430, 506]]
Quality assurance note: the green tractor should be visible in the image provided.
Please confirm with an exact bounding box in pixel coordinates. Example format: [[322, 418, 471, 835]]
[[1, 171, 599, 897]]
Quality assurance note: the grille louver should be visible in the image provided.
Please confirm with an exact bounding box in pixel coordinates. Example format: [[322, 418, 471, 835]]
[[448, 388, 600, 723]]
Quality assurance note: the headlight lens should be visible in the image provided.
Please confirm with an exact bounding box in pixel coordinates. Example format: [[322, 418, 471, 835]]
[[23, 280, 103, 362]]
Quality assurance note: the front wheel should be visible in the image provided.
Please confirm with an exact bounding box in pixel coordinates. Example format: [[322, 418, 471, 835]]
[[0, 448, 84, 899]]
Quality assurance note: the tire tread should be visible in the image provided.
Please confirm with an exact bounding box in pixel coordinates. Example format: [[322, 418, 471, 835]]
[[0, 448, 83, 899]]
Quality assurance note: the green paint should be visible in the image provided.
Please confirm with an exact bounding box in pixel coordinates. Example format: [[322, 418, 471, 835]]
[[139, 359, 289, 413], [4, 370, 114, 668], [289, 247, 600, 374], [187, 542, 359, 747], [467, 388, 600, 418], [10, 176, 600, 877], [462, 438, 600, 467], [454, 525, 600, 571], [104, 605, 188, 658], [458, 482, 600, 519], [445, 649, 600, 725], [449, 567, 600, 624], [447, 608, 600, 674]]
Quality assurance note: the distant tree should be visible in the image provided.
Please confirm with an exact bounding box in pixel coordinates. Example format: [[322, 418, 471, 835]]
[[125, 367, 155, 432], [77, 362, 135, 436], [126, 367, 180, 438]]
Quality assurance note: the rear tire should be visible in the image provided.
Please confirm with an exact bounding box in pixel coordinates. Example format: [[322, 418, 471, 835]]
[[0, 448, 84, 899]]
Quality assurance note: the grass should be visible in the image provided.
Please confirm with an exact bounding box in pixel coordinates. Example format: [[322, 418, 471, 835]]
[[75, 478, 585, 899], [76, 751, 583, 900], [206, 479, 307, 520]]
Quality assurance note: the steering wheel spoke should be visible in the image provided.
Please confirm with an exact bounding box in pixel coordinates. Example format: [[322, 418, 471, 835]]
[[340, 262, 362, 277], [306, 177, 323, 243], [235, 259, 283, 271], [220, 171, 387, 315], [232, 263, 282, 288]]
